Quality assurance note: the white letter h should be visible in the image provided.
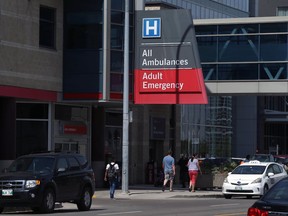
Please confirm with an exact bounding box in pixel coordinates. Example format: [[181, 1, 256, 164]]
[[146, 20, 158, 36]]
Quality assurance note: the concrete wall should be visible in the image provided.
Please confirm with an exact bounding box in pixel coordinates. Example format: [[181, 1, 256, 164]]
[[0, 0, 63, 92], [250, 0, 288, 17]]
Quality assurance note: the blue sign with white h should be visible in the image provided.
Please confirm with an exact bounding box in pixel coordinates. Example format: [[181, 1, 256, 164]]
[[142, 18, 161, 38]]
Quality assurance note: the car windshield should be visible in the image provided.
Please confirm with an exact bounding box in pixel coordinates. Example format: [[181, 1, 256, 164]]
[[263, 178, 288, 201], [8, 157, 55, 173], [231, 165, 265, 174]]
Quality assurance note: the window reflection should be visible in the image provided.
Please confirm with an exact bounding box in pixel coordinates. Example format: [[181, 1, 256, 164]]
[[180, 96, 232, 157], [111, 25, 124, 49], [260, 35, 287, 61], [260, 23, 288, 33], [260, 64, 287, 80], [197, 37, 217, 62], [218, 35, 259, 62], [195, 22, 288, 81], [218, 64, 258, 80]]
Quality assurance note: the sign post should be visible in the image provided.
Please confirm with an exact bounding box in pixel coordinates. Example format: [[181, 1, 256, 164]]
[[122, 0, 130, 194]]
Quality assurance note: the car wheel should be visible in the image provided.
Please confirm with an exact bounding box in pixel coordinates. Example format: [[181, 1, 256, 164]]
[[264, 185, 269, 194], [224, 194, 232, 199], [77, 186, 92, 211], [39, 188, 55, 213]]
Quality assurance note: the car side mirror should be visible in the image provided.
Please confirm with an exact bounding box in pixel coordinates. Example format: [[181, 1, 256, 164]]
[[267, 172, 274, 177], [57, 167, 66, 172]]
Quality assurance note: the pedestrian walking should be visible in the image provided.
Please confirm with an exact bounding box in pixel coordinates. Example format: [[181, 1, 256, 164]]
[[177, 154, 189, 188], [187, 153, 202, 192], [243, 154, 250, 163], [162, 150, 176, 192], [104, 157, 119, 199]]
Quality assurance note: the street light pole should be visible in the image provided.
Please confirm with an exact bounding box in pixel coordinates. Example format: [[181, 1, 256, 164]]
[[122, 0, 130, 194]]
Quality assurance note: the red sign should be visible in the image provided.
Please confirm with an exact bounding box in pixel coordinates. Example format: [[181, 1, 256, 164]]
[[134, 68, 207, 104], [63, 125, 87, 135]]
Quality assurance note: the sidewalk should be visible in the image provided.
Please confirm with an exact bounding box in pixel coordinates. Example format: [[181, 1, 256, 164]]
[[94, 185, 223, 200]]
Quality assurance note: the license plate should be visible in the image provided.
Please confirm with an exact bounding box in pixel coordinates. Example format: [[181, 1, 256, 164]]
[[235, 186, 242, 190], [2, 189, 13, 196]]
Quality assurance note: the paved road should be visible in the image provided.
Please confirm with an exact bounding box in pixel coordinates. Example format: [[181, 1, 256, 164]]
[[2, 185, 257, 215]]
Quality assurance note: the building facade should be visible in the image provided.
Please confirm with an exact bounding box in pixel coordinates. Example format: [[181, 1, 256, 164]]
[[249, 0, 288, 156], [2, 0, 288, 187]]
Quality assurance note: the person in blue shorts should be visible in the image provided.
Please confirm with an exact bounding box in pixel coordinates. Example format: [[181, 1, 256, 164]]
[[162, 150, 176, 192]]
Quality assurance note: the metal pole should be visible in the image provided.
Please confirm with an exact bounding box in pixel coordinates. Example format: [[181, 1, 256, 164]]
[[122, 0, 130, 194]]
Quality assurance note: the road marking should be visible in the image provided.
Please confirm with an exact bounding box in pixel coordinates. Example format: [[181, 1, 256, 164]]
[[98, 211, 142, 215], [211, 203, 240, 207], [214, 213, 247, 216]]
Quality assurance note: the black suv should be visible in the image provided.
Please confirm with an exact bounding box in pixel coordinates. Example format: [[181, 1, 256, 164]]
[[0, 152, 95, 213]]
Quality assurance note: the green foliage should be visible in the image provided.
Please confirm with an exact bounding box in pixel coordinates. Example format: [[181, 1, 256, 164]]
[[200, 160, 238, 174]]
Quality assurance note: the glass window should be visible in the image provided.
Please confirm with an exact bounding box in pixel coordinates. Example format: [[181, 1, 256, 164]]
[[55, 105, 88, 121], [264, 178, 288, 201], [129, 0, 134, 12], [65, 12, 102, 49], [16, 121, 48, 157], [260, 63, 287, 80], [111, 0, 124, 11], [260, 35, 288, 61], [67, 157, 80, 171], [218, 35, 259, 62], [231, 165, 265, 174], [111, 50, 124, 72], [110, 73, 123, 92], [17, 103, 48, 119], [55, 105, 72, 120], [219, 24, 259, 34], [111, 25, 124, 49], [111, 11, 124, 24], [278, 7, 288, 16], [110, 73, 133, 93], [75, 155, 88, 168], [260, 23, 288, 33], [129, 28, 134, 52], [266, 165, 273, 174], [202, 64, 217, 80], [197, 36, 217, 62], [105, 126, 122, 161], [272, 164, 281, 174], [57, 158, 68, 170], [195, 25, 217, 35], [218, 64, 258, 80], [96, 0, 103, 10], [39, 6, 56, 49], [106, 112, 122, 126]]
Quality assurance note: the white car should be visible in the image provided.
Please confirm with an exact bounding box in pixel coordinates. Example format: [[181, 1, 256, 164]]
[[222, 160, 287, 199]]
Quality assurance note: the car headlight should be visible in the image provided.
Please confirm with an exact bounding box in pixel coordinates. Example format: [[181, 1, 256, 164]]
[[25, 180, 40, 188], [251, 178, 262, 184], [223, 177, 229, 183]]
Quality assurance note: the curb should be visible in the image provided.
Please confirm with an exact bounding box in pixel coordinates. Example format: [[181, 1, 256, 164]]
[[94, 189, 224, 200]]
